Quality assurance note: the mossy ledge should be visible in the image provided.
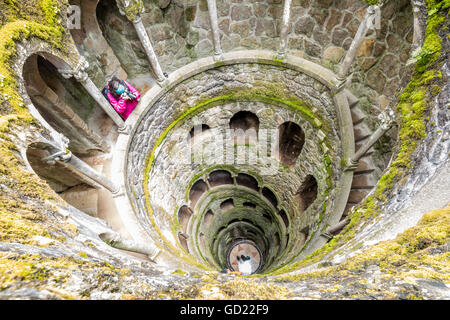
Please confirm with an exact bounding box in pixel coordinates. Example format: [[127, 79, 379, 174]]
[[277, 204, 450, 284]]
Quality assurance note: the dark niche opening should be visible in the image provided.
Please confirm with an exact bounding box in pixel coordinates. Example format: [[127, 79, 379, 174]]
[[208, 170, 233, 187], [262, 187, 278, 208], [189, 179, 208, 207], [295, 175, 318, 212], [229, 111, 259, 143], [178, 232, 190, 253], [236, 173, 259, 191], [220, 199, 235, 212], [178, 205, 193, 233], [279, 209, 289, 229], [278, 121, 305, 167], [203, 210, 215, 229]]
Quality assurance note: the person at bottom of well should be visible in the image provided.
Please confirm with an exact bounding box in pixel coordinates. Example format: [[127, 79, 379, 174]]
[[237, 255, 252, 275]]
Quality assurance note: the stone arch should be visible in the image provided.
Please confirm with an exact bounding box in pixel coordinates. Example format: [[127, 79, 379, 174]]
[[95, 0, 152, 83], [279, 209, 289, 229], [22, 53, 108, 155], [178, 232, 190, 253], [178, 205, 193, 233], [208, 170, 233, 187], [203, 210, 215, 229], [220, 199, 235, 212], [277, 121, 305, 168], [69, 0, 128, 82], [262, 187, 278, 209], [229, 111, 259, 143]]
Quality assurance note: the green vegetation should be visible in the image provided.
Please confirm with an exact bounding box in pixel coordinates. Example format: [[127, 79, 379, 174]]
[[278, 204, 450, 283], [267, 0, 449, 275]]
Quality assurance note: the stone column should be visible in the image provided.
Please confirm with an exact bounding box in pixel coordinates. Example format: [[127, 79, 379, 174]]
[[116, 0, 168, 86], [412, 1, 426, 51], [42, 134, 121, 194], [277, 0, 293, 60], [206, 0, 224, 61], [99, 231, 161, 262], [347, 109, 396, 170], [58, 57, 129, 133], [337, 5, 381, 80]]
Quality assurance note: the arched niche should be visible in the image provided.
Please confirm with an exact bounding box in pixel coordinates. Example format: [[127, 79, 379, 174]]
[[229, 111, 259, 143], [177, 205, 193, 233], [26, 143, 99, 216], [68, 0, 128, 82], [262, 187, 278, 208], [203, 210, 215, 229], [96, 0, 151, 80], [208, 170, 233, 187], [277, 121, 305, 168], [189, 179, 208, 207], [236, 173, 259, 192], [295, 175, 318, 212], [220, 199, 235, 212], [22, 53, 107, 155], [279, 209, 289, 229], [178, 232, 190, 253]]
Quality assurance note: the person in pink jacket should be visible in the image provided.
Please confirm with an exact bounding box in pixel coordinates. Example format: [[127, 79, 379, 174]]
[[105, 76, 141, 121]]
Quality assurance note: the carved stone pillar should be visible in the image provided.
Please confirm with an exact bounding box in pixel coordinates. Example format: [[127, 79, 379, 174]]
[[277, 0, 293, 60], [207, 0, 224, 61], [58, 57, 128, 133], [338, 5, 381, 80], [116, 0, 168, 86], [99, 231, 161, 262], [42, 134, 121, 194], [347, 109, 396, 170]]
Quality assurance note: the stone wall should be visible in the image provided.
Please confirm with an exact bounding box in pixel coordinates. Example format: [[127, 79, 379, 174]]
[[126, 62, 345, 266], [79, 0, 415, 177]]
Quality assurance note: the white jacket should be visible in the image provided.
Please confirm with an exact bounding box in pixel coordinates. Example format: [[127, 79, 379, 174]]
[[238, 259, 252, 275]]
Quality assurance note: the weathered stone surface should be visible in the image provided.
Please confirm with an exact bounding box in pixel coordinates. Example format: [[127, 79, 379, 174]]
[[304, 40, 322, 57], [231, 21, 251, 37], [331, 28, 349, 46], [323, 46, 344, 63], [357, 38, 375, 57], [366, 68, 387, 94], [294, 16, 315, 37], [231, 5, 252, 21], [379, 54, 400, 79]]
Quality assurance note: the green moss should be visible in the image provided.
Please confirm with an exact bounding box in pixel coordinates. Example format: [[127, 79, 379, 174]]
[[277, 205, 450, 283], [182, 277, 293, 300], [273, 0, 449, 274], [171, 269, 187, 276], [78, 252, 88, 259]]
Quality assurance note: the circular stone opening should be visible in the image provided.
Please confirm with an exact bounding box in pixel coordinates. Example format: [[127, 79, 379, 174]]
[[227, 240, 263, 275]]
